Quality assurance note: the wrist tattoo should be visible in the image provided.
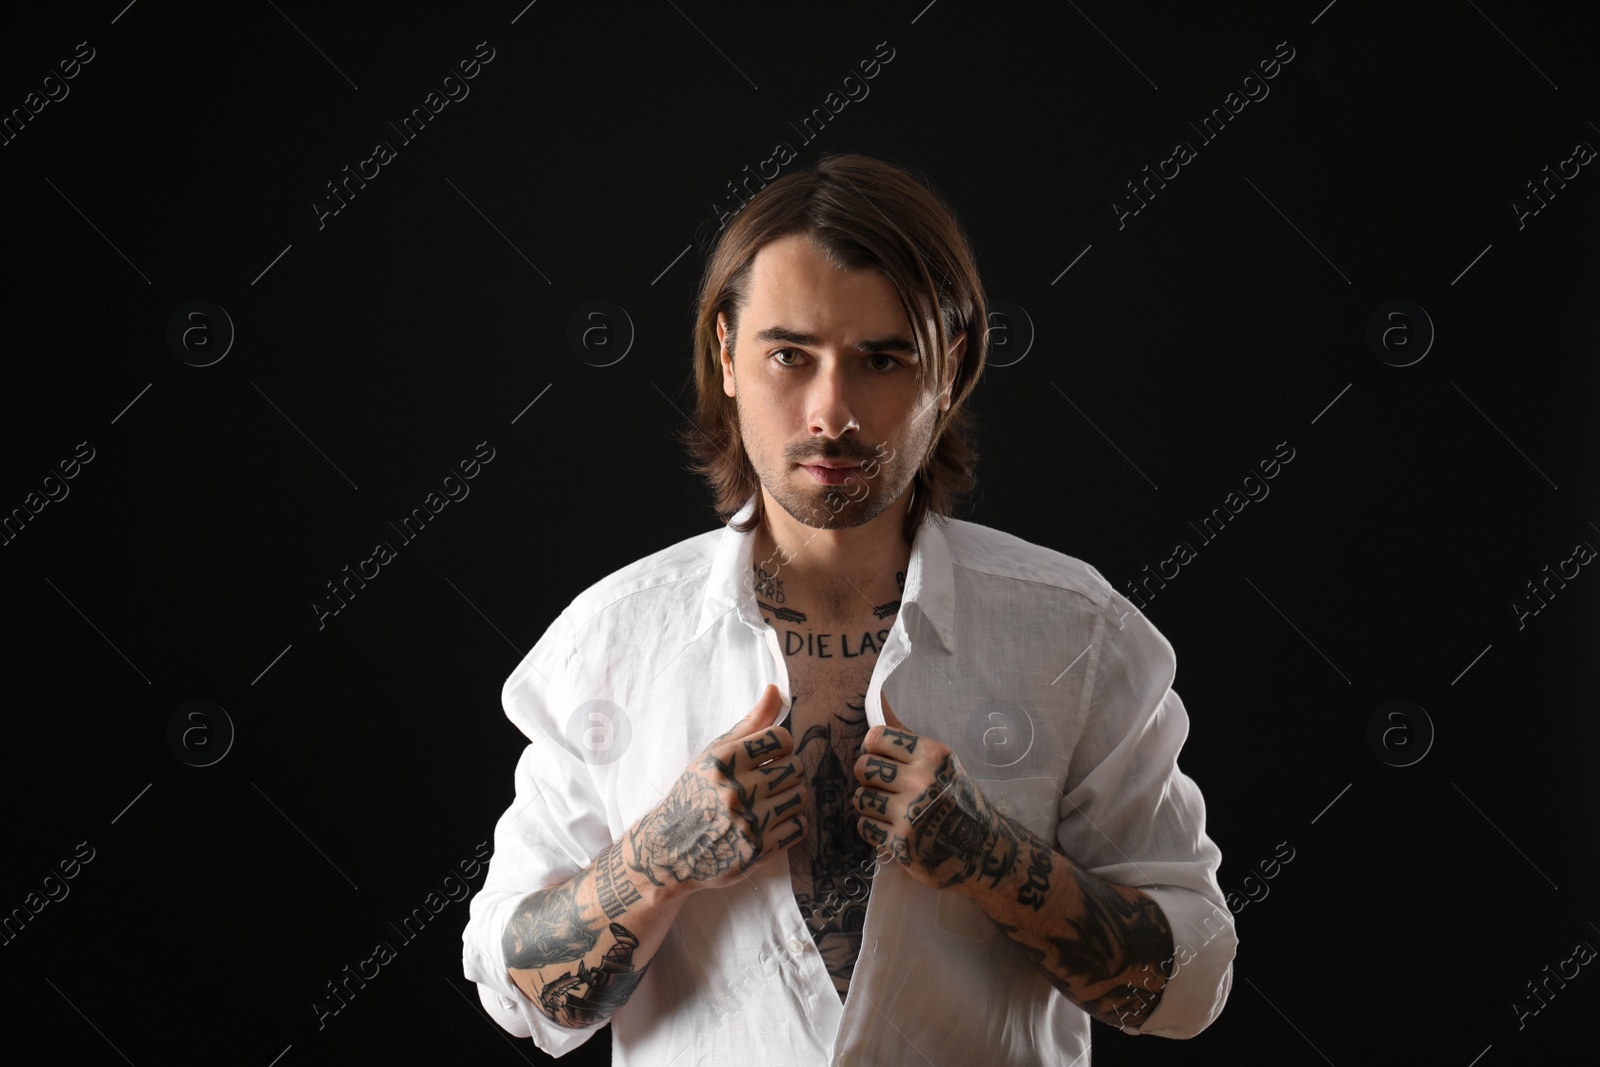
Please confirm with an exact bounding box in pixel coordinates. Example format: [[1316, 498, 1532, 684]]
[[594, 842, 641, 921]]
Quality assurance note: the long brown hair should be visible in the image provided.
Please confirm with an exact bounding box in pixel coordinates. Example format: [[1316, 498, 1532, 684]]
[[681, 152, 988, 543]]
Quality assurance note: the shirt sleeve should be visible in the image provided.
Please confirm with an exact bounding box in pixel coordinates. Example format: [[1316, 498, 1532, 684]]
[[460, 607, 617, 1058], [1055, 583, 1237, 1039]]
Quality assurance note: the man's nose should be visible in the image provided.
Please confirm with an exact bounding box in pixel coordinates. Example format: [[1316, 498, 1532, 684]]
[[806, 362, 860, 438]]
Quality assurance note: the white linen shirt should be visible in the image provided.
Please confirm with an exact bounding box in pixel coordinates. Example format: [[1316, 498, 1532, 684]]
[[462, 497, 1237, 1065]]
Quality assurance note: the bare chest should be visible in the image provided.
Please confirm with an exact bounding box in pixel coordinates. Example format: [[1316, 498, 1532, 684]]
[[760, 608, 900, 997], [774, 617, 897, 788]]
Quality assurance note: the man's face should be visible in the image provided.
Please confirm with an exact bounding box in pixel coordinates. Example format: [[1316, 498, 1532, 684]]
[[717, 232, 964, 532]]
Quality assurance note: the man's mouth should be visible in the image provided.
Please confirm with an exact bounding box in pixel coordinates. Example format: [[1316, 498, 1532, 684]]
[[800, 462, 862, 486]]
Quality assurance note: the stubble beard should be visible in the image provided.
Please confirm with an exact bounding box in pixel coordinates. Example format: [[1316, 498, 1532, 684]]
[[738, 404, 938, 532], [769, 460, 910, 531]]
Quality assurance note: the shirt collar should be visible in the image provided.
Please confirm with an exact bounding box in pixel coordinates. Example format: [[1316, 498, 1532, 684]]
[[696, 494, 956, 654]]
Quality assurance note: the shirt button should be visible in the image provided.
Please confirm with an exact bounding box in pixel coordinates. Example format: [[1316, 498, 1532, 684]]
[[788, 937, 808, 954]]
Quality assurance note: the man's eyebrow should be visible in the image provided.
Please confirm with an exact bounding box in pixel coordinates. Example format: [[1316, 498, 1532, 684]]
[[753, 325, 918, 355]]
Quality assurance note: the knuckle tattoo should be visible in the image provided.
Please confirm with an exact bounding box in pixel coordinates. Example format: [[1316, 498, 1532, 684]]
[[882, 726, 919, 753], [744, 732, 782, 759], [864, 757, 898, 783]]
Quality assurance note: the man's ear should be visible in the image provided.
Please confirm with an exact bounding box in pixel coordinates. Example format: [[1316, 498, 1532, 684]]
[[717, 312, 736, 398], [938, 329, 967, 412]]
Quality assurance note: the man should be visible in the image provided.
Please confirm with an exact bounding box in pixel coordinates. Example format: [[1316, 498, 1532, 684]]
[[461, 153, 1237, 1064]]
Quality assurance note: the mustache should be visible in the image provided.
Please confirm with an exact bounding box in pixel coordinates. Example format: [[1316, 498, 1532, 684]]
[[787, 444, 881, 465]]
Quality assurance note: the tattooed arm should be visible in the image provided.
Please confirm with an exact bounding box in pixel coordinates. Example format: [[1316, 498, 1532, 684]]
[[504, 684, 808, 1028], [502, 841, 678, 1029], [962, 821, 1175, 1029], [852, 698, 1174, 1030]]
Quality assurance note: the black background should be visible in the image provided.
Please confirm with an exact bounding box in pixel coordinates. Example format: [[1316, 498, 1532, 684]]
[[2, 1, 1597, 1064]]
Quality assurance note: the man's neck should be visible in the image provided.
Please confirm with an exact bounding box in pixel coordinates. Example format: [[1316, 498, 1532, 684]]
[[750, 488, 912, 625]]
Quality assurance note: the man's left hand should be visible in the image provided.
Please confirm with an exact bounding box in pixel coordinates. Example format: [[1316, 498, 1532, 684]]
[[850, 697, 1022, 893]]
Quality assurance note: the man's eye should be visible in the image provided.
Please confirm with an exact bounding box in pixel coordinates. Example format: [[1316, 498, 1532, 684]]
[[769, 350, 899, 370]]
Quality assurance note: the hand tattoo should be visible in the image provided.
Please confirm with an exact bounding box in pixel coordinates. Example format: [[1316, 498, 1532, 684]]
[[627, 774, 750, 885], [893, 754, 1022, 891], [625, 750, 789, 886]]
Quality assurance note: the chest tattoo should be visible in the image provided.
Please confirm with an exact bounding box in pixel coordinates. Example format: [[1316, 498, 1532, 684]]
[[756, 577, 902, 1000]]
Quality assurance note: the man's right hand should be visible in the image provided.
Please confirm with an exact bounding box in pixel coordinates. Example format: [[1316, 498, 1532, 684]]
[[625, 684, 808, 896]]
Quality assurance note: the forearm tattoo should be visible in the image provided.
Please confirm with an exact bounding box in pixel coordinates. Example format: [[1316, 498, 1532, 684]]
[[1016, 838, 1053, 911], [502, 867, 652, 1028], [504, 867, 600, 970], [858, 741, 1173, 1028], [535, 922, 649, 1028], [594, 841, 641, 920], [991, 830, 1175, 1029]]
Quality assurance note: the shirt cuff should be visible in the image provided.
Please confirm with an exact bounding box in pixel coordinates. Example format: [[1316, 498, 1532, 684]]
[[1121, 886, 1237, 1038]]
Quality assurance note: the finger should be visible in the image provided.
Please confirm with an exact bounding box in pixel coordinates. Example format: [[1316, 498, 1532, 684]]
[[773, 810, 806, 850], [750, 683, 785, 726], [754, 780, 808, 836], [754, 755, 804, 797], [852, 785, 891, 820], [715, 687, 794, 768], [853, 751, 903, 789], [733, 684, 785, 734], [758, 684, 790, 726], [855, 753, 905, 788], [718, 728, 791, 776], [861, 722, 922, 762], [856, 815, 890, 849]]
